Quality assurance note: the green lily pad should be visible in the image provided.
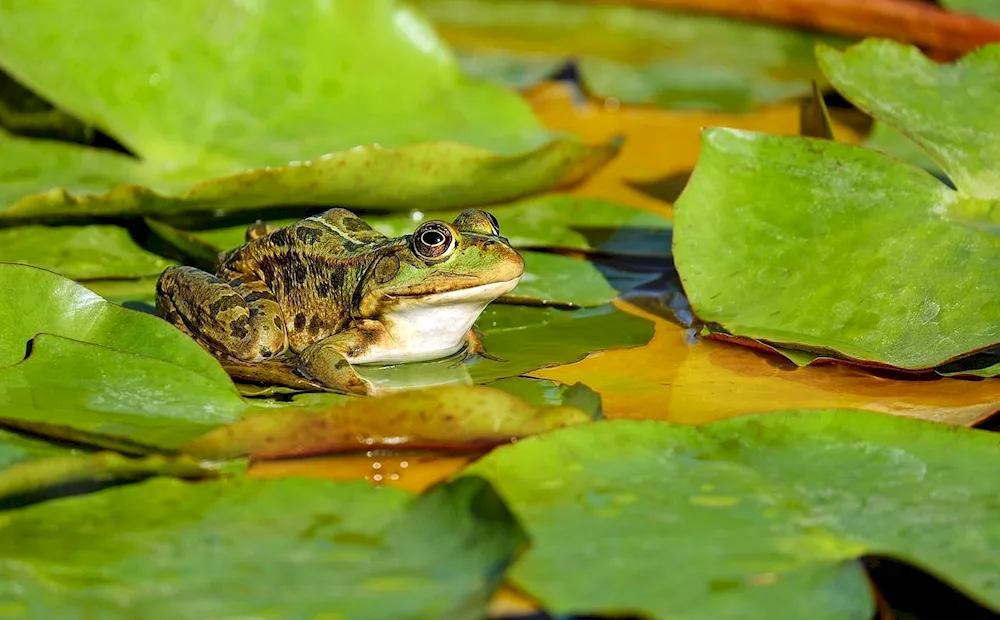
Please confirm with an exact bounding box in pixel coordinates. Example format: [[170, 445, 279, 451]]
[[0, 264, 246, 451], [816, 40, 1000, 200], [468, 304, 655, 382], [0, 334, 249, 452], [185, 384, 595, 460], [413, 0, 843, 112], [674, 103, 1000, 369], [0, 262, 230, 377], [467, 409, 1000, 618], [941, 0, 1000, 19], [0, 0, 613, 220], [865, 122, 947, 181], [486, 377, 603, 418], [0, 225, 175, 280], [0, 474, 525, 619]]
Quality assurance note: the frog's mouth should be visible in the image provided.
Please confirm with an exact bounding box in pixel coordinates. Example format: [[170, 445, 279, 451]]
[[391, 277, 521, 305]]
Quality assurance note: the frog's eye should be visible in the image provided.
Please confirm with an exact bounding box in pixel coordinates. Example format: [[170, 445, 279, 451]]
[[452, 209, 500, 236], [412, 221, 457, 262]]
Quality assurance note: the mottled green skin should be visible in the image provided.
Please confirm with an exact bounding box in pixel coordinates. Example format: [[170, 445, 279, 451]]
[[156, 207, 523, 394]]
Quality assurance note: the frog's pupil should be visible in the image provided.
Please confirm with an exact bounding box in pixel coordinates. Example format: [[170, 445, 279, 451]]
[[423, 231, 445, 246]]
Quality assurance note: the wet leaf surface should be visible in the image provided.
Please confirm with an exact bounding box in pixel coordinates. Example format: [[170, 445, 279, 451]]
[[674, 77, 1000, 371], [0, 224, 175, 279], [185, 384, 596, 460], [415, 0, 841, 112], [0, 0, 613, 219], [467, 409, 1000, 619], [0, 475, 525, 619]]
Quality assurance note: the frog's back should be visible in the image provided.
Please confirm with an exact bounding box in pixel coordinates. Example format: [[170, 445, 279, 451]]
[[217, 209, 399, 349]]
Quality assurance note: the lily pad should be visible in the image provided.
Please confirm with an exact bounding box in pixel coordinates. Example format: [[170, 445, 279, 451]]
[[0, 262, 229, 377], [0, 334, 249, 452], [413, 0, 841, 112], [0, 264, 246, 451], [0, 224, 175, 280], [674, 55, 1000, 372], [0, 474, 525, 619], [467, 409, 1000, 618], [469, 304, 655, 383], [185, 384, 595, 460], [942, 0, 1000, 19], [0, 0, 613, 219]]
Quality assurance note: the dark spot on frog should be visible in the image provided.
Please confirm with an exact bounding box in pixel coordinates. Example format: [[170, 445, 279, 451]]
[[244, 292, 263, 303], [316, 281, 331, 298], [248, 307, 261, 319], [294, 312, 307, 330], [341, 240, 362, 252], [228, 276, 252, 288], [259, 346, 272, 358], [287, 262, 309, 286], [374, 255, 400, 284], [329, 269, 346, 291], [208, 294, 243, 315], [340, 217, 371, 232], [308, 315, 325, 334], [269, 229, 293, 247], [273, 316, 284, 330], [295, 226, 325, 245], [229, 316, 250, 339]]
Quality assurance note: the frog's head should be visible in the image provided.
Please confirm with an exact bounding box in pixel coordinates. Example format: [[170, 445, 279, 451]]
[[356, 209, 524, 318]]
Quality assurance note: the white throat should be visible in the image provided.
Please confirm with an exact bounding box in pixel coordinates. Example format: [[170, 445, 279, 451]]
[[349, 278, 520, 365]]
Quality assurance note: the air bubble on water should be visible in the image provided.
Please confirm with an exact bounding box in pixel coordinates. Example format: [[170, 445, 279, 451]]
[[148, 73, 161, 86]]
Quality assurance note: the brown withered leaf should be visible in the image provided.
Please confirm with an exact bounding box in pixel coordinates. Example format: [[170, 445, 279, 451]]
[[183, 385, 597, 461]]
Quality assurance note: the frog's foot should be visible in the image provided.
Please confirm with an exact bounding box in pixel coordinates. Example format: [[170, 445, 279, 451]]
[[156, 266, 288, 362], [455, 328, 506, 364], [296, 337, 374, 396]]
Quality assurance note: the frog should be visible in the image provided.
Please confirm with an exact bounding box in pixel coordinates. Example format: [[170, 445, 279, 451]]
[[155, 207, 524, 396]]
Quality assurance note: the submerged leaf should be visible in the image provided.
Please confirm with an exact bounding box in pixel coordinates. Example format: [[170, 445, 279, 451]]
[[415, 0, 840, 111], [185, 384, 595, 460], [0, 475, 525, 619], [0, 224, 175, 279], [0, 0, 612, 219], [468, 410, 1000, 618]]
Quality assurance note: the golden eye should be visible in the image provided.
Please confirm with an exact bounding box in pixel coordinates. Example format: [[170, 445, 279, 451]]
[[412, 221, 457, 262]]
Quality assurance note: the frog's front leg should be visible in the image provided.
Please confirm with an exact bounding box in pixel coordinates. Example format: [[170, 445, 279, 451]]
[[460, 327, 506, 363], [296, 321, 386, 396], [156, 266, 288, 361]]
